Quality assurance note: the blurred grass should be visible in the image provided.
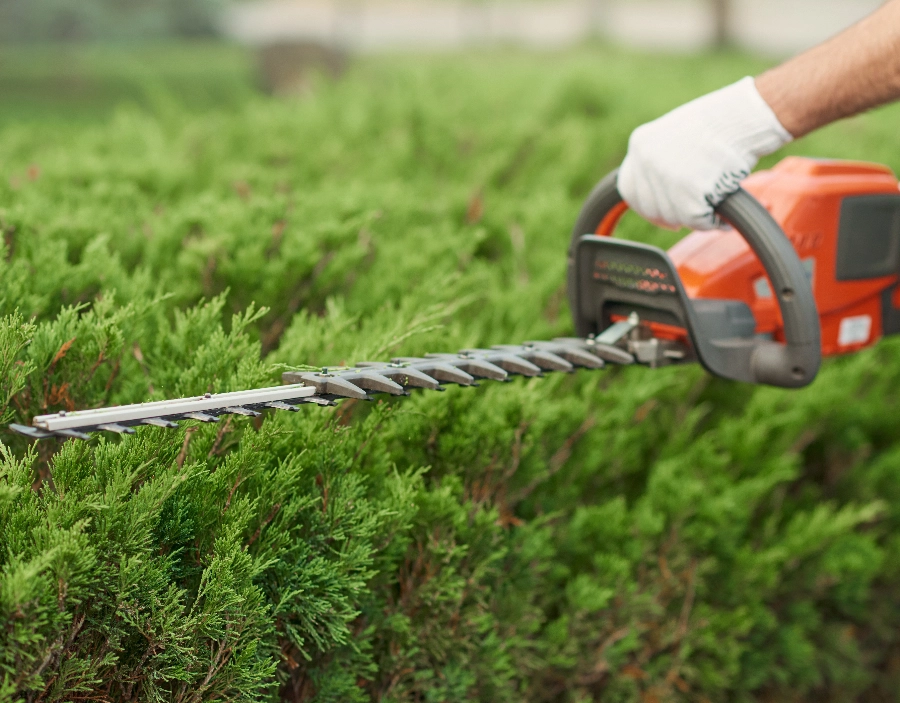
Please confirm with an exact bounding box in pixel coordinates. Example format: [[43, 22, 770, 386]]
[[0, 41, 777, 125], [0, 42, 257, 125]]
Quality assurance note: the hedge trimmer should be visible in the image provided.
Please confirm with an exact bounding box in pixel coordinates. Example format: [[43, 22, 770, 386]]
[[13, 156, 900, 440]]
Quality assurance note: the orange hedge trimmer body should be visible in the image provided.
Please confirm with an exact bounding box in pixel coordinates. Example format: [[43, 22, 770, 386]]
[[669, 157, 900, 357]]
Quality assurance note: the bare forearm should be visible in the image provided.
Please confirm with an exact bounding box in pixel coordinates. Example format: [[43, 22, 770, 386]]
[[756, 0, 900, 138]]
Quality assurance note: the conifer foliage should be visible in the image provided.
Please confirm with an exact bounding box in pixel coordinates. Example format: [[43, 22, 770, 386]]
[[2, 47, 900, 701]]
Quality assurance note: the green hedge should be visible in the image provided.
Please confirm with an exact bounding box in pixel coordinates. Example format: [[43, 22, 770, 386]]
[[3, 45, 900, 701]]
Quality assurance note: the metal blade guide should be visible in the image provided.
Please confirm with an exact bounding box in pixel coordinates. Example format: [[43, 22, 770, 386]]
[[10, 336, 645, 441]]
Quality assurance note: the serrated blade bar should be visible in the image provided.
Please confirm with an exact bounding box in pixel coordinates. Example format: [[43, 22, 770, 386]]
[[30, 384, 318, 432], [14, 336, 637, 441]]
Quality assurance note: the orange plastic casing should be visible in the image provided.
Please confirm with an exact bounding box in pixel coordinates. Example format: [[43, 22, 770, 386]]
[[667, 157, 900, 357]]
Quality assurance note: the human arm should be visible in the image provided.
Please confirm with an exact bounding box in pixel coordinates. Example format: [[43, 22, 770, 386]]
[[618, 0, 900, 231], [756, 0, 900, 137]]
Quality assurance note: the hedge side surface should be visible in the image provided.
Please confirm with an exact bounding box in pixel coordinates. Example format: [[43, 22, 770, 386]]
[[2, 45, 900, 702]]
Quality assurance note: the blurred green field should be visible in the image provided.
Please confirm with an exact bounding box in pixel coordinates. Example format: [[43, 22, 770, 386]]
[[3, 43, 900, 702], [0, 43, 256, 124]]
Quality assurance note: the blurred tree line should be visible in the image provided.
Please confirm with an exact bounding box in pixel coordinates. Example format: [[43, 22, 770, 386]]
[[0, 0, 226, 43]]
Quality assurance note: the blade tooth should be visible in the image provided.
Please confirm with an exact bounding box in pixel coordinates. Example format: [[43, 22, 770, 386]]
[[463, 349, 542, 377], [560, 347, 606, 369], [223, 406, 261, 417], [355, 362, 440, 390], [141, 417, 180, 428], [496, 354, 542, 377], [527, 350, 573, 372], [318, 374, 370, 400], [393, 357, 476, 386], [183, 412, 218, 423], [97, 423, 137, 435], [425, 353, 508, 381], [594, 317, 639, 345], [461, 359, 507, 381], [55, 429, 92, 441], [552, 337, 635, 365], [343, 370, 406, 396], [281, 370, 310, 386], [301, 396, 337, 407], [265, 401, 300, 412], [419, 362, 476, 386], [282, 372, 369, 400], [9, 423, 55, 439], [493, 345, 573, 372], [428, 361, 475, 386], [589, 343, 635, 366], [526, 341, 604, 369], [379, 366, 440, 390]]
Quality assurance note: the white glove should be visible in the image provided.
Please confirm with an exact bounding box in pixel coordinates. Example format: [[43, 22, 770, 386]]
[[617, 76, 793, 231]]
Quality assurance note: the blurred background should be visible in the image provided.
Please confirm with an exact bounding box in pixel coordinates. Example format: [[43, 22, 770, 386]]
[[0, 0, 884, 124], [0, 0, 884, 51]]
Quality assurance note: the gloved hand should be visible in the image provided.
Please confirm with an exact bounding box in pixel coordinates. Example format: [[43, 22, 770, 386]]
[[617, 76, 793, 231]]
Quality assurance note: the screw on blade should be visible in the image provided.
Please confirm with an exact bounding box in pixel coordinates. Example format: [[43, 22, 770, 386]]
[[142, 418, 180, 428], [97, 423, 136, 435], [183, 412, 218, 423], [425, 353, 509, 381], [391, 358, 476, 386], [355, 362, 441, 390], [224, 406, 262, 417], [459, 350, 543, 377]]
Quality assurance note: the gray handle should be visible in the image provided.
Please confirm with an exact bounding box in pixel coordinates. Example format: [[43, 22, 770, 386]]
[[568, 169, 821, 387]]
